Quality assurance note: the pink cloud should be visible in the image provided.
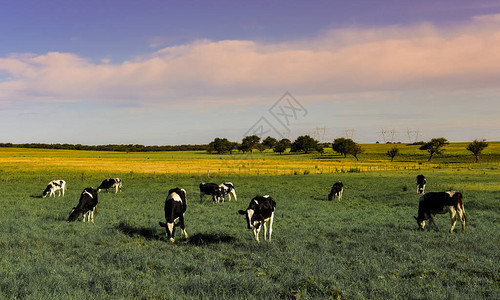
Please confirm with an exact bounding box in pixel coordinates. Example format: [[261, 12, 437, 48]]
[[1, 14, 499, 107]]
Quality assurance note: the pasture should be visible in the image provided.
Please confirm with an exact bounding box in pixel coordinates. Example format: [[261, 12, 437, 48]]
[[0, 146, 499, 299]]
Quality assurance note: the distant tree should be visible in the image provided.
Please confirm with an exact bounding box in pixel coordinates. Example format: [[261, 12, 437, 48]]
[[316, 145, 325, 155], [332, 138, 355, 158], [386, 146, 399, 162], [419, 138, 449, 161], [229, 142, 239, 154], [262, 136, 278, 150], [466, 139, 488, 163], [256, 143, 266, 153], [240, 135, 261, 153], [290, 135, 319, 154], [273, 138, 291, 155], [207, 138, 232, 154], [349, 144, 364, 161]]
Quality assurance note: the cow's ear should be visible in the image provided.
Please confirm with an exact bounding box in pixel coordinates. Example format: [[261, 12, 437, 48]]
[[238, 210, 246, 215]]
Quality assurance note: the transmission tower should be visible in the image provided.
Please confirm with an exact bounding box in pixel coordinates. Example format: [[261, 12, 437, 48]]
[[344, 129, 355, 139]]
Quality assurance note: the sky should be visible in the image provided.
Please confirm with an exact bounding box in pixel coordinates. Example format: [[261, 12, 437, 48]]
[[1, 0, 499, 145]]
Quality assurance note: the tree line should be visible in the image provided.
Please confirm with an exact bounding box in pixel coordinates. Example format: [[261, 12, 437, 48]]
[[0, 138, 489, 162], [0, 143, 207, 152], [208, 136, 490, 163]]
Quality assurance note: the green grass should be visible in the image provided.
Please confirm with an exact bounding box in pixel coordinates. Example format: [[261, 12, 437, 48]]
[[1, 171, 499, 299]]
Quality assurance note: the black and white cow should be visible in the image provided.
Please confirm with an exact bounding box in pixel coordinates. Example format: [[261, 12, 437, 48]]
[[219, 182, 237, 202], [42, 179, 66, 198], [414, 191, 467, 233], [68, 187, 99, 223], [328, 181, 343, 201], [159, 188, 188, 243], [416, 175, 426, 194], [97, 178, 122, 193], [238, 195, 276, 243], [199, 182, 222, 203]]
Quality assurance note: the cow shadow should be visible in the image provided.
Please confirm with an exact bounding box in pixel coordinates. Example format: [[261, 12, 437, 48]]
[[116, 222, 161, 241], [187, 233, 235, 246], [30, 195, 43, 199]]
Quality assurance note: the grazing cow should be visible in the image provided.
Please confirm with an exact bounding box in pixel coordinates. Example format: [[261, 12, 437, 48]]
[[42, 180, 66, 198], [97, 178, 122, 193], [199, 182, 222, 203], [68, 187, 99, 223], [219, 182, 237, 202], [328, 181, 344, 201], [414, 191, 467, 233], [159, 188, 188, 242], [416, 175, 426, 194], [238, 195, 276, 243]]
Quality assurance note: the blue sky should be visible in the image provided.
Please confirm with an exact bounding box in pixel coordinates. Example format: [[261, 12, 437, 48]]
[[1, 0, 499, 145]]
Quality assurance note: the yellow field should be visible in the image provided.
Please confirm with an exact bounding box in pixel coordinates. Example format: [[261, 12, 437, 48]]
[[1, 142, 499, 176]]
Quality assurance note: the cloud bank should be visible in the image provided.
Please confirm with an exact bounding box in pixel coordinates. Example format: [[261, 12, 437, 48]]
[[1, 14, 499, 108]]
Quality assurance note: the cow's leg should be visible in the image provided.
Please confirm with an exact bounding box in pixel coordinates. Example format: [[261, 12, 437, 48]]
[[429, 214, 439, 231], [449, 209, 457, 233], [62, 188, 65, 197], [200, 192, 204, 203], [179, 219, 188, 239], [339, 189, 343, 200], [167, 222, 175, 242], [457, 208, 466, 233], [253, 228, 260, 243], [82, 212, 87, 222], [90, 210, 94, 223], [269, 213, 275, 241], [263, 222, 268, 240]]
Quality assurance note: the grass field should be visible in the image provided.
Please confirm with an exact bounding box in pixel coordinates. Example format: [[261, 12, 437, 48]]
[[0, 145, 499, 299]]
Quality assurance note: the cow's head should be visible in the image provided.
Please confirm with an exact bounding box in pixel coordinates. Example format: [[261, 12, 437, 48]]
[[42, 186, 51, 198], [417, 184, 426, 195], [414, 216, 425, 230], [238, 208, 260, 229], [416, 175, 426, 194]]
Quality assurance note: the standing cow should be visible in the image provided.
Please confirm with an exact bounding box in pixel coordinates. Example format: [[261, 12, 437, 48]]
[[238, 195, 276, 243], [159, 188, 188, 242], [199, 182, 223, 203], [68, 187, 99, 223], [97, 178, 122, 193], [414, 191, 466, 233], [328, 181, 344, 201], [219, 182, 237, 202], [42, 180, 66, 198], [416, 175, 426, 194]]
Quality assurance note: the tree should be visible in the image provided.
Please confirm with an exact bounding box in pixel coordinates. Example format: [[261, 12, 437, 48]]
[[207, 138, 232, 154], [273, 138, 291, 155], [290, 135, 319, 154], [419, 137, 449, 161], [386, 146, 399, 162], [466, 139, 488, 163], [332, 138, 355, 158], [240, 135, 261, 153], [349, 144, 364, 161], [262, 136, 278, 150]]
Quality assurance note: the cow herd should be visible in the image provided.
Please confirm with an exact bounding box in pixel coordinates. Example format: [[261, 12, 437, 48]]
[[40, 173, 467, 243]]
